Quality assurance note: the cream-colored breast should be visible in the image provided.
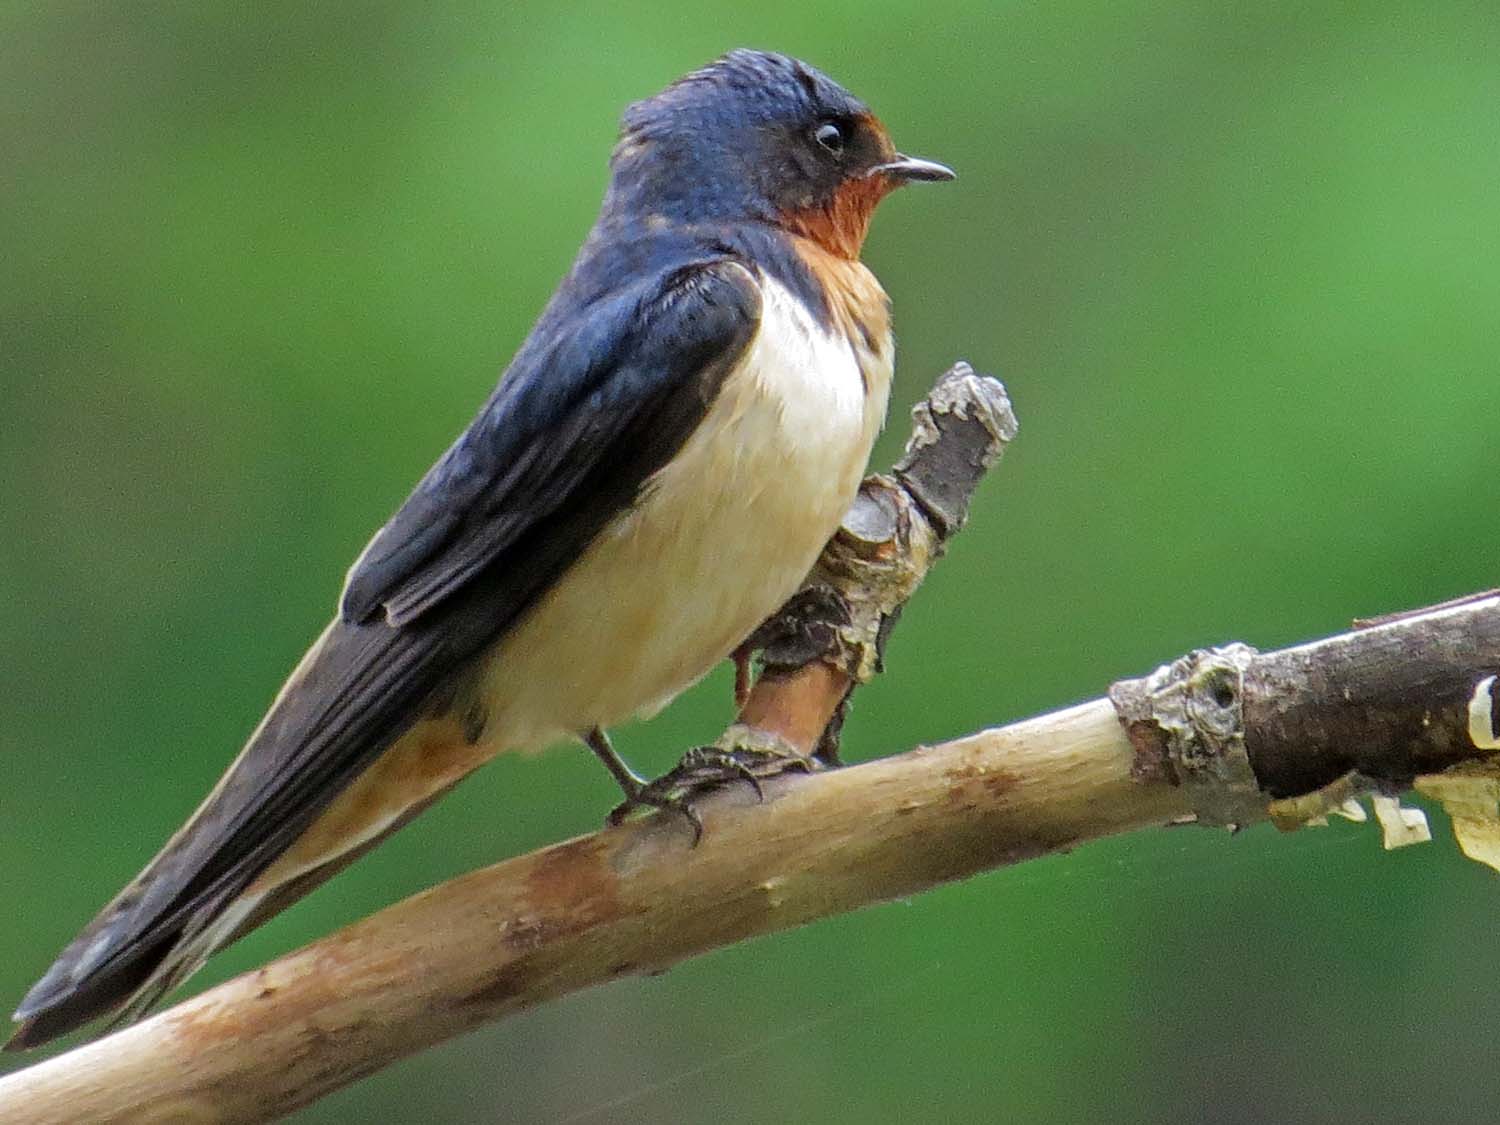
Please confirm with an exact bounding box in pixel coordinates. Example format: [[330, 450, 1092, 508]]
[[478, 266, 893, 751]]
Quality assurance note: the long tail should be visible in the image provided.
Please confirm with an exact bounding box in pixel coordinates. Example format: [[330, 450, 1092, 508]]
[[5, 770, 460, 1051], [7, 612, 484, 1051], [6, 873, 244, 1051]]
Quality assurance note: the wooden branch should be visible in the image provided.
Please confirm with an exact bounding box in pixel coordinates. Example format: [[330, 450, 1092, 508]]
[[3, 365, 1498, 1123], [5, 594, 1497, 1123], [1110, 598, 1500, 824], [0, 699, 1171, 1124]]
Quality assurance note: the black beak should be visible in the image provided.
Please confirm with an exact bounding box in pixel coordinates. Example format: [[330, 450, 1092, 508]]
[[867, 154, 955, 183]]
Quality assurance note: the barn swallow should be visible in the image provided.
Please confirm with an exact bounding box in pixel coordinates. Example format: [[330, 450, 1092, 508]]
[[8, 48, 952, 1049]]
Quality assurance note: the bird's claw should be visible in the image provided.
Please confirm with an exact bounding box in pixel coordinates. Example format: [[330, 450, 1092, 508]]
[[606, 781, 707, 843], [673, 743, 821, 796], [605, 742, 822, 844]]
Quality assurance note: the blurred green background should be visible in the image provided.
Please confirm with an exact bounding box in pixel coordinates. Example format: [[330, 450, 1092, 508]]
[[3, 2, 1498, 1121]]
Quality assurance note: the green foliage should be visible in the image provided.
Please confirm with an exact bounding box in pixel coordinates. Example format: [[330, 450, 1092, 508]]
[[2, 2, 1497, 1120]]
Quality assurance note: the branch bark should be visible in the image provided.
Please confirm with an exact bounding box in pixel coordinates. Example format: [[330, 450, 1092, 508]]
[[2, 369, 1497, 1124]]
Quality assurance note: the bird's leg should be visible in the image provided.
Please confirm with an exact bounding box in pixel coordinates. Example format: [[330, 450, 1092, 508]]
[[584, 726, 647, 800], [590, 727, 706, 841]]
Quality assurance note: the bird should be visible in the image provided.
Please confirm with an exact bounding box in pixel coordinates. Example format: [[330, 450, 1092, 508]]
[[7, 47, 952, 1050]]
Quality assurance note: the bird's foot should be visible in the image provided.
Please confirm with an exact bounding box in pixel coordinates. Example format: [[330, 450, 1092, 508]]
[[606, 728, 822, 843]]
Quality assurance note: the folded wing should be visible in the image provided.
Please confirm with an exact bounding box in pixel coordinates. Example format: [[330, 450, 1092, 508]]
[[9, 257, 762, 1048]]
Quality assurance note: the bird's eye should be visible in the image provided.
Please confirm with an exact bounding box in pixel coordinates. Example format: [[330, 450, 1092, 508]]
[[813, 121, 845, 156]]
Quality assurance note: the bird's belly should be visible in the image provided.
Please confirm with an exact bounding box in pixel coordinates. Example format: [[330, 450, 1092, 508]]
[[479, 281, 892, 750]]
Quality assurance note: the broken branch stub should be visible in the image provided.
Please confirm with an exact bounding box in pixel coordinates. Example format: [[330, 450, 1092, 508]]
[[735, 363, 1018, 759]]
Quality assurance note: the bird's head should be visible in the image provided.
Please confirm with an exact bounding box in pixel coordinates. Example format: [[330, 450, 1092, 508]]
[[608, 49, 953, 259]]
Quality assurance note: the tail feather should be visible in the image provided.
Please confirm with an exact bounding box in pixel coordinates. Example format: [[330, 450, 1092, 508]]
[[6, 919, 180, 1051], [96, 890, 267, 1037], [5, 773, 464, 1051]]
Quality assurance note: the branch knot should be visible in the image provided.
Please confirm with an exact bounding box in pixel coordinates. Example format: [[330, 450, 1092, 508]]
[[1109, 643, 1264, 827]]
